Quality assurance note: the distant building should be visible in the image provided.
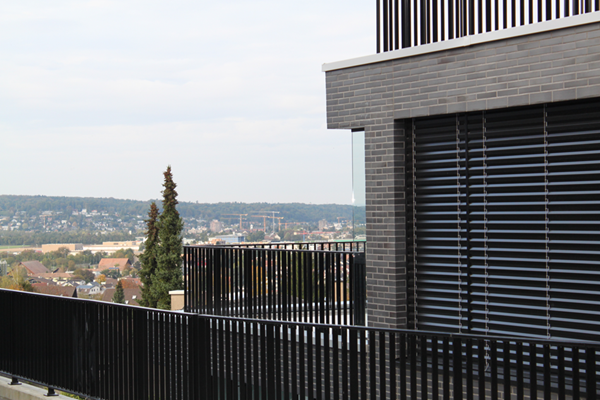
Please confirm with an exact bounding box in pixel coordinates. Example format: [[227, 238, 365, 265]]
[[210, 220, 223, 232], [214, 234, 245, 244], [41, 243, 83, 254], [101, 287, 142, 306], [98, 258, 132, 273], [34, 285, 77, 298], [318, 219, 328, 231], [77, 283, 102, 296], [19, 261, 50, 276], [101, 241, 140, 247]]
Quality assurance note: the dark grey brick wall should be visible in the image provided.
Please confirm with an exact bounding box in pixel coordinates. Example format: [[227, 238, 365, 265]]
[[325, 21, 600, 329]]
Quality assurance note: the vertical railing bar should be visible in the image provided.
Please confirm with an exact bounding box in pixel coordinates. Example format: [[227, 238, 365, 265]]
[[308, 326, 314, 400], [530, 342, 538, 399], [504, 340, 511, 399], [572, 347, 579, 399], [360, 329, 367, 400], [491, 341, 498, 400], [586, 347, 595, 400], [253, 321, 260, 400], [517, 341, 524, 400], [544, 344, 551, 400], [399, 333, 406, 400], [412, 335, 419, 400], [317, 326, 323, 400], [342, 327, 349, 400], [334, 327, 340, 400], [293, 324, 299, 400], [558, 346, 565, 400], [349, 329, 359, 400], [478, 339, 486, 400], [420, 335, 428, 398]]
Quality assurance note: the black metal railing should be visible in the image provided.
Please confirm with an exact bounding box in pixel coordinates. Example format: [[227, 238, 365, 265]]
[[224, 240, 366, 253], [183, 245, 367, 325], [377, 0, 600, 52], [1, 289, 599, 400]]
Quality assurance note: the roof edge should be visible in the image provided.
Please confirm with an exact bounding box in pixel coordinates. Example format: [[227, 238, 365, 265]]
[[322, 11, 600, 72]]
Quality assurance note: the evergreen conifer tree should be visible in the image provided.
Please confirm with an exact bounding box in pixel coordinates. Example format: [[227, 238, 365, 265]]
[[154, 166, 184, 309], [139, 202, 159, 308], [113, 280, 125, 304]]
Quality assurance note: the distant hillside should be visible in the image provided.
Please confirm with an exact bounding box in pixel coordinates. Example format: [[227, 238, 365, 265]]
[[0, 195, 354, 224]]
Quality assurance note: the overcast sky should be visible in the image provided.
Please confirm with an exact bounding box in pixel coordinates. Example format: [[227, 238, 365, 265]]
[[0, 1, 373, 205]]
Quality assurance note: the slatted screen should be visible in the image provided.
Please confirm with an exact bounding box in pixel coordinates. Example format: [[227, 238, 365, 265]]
[[407, 98, 600, 341]]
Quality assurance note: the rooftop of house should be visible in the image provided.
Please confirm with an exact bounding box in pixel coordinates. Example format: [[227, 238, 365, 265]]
[[98, 258, 131, 271], [102, 287, 142, 306], [19, 260, 50, 275]]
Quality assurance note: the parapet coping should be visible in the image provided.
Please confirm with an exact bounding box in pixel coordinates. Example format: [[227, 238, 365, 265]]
[[322, 11, 600, 72]]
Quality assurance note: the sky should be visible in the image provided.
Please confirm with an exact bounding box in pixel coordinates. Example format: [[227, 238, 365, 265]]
[[0, 1, 373, 205]]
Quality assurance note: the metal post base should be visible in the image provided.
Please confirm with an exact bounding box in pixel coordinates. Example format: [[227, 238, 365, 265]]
[[44, 387, 59, 397], [9, 377, 21, 385]]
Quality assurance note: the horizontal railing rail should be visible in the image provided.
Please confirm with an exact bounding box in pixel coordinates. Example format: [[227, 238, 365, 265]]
[[1, 289, 599, 400], [222, 240, 366, 253], [183, 245, 367, 325], [377, 0, 600, 52]]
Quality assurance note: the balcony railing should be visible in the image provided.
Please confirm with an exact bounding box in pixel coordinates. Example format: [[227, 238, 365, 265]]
[[222, 240, 366, 253], [183, 244, 367, 325], [1, 289, 599, 399], [377, 0, 600, 52]]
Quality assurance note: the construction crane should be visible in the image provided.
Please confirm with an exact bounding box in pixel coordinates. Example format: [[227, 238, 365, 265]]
[[270, 216, 284, 231], [257, 211, 280, 232], [223, 214, 248, 230], [251, 215, 270, 232]]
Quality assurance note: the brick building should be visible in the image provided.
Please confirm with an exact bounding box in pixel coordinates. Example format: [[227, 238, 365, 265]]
[[324, 6, 600, 341]]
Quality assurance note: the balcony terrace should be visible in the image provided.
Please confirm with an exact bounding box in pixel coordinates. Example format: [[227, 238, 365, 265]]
[[3, 0, 600, 398]]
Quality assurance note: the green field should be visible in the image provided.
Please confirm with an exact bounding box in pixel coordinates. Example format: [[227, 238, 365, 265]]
[[0, 245, 30, 250]]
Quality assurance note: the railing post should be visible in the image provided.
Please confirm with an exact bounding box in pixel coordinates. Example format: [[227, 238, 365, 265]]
[[9, 377, 21, 385], [353, 253, 367, 326], [44, 387, 58, 397]]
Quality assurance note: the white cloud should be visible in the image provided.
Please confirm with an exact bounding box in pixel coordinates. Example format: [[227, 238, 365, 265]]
[[0, 0, 372, 204]]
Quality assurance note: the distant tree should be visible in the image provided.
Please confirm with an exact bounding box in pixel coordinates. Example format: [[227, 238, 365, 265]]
[[3, 266, 35, 292], [110, 248, 135, 263], [246, 230, 265, 242], [113, 281, 125, 304], [73, 268, 94, 283], [154, 166, 184, 310], [101, 268, 121, 279], [96, 274, 106, 283], [139, 202, 159, 308]]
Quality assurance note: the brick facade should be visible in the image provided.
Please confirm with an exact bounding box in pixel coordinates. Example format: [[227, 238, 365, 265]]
[[325, 21, 600, 329]]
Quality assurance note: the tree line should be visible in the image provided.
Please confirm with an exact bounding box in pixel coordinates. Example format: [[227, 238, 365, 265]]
[[0, 195, 355, 224], [0, 231, 137, 247]]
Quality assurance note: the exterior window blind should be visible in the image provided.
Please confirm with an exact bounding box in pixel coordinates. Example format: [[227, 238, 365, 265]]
[[407, 98, 600, 341]]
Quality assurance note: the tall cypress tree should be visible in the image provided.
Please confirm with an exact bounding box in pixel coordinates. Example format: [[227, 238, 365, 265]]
[[113, 280, 125, 304], [154, 166, 184, 309], [139, 201, 159, 308]]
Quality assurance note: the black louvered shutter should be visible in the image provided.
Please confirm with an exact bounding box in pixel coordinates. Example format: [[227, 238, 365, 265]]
[[407, 98, 600, 341]]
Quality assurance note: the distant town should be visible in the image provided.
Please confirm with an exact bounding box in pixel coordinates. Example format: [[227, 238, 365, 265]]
[[0, 195, 365, 305]]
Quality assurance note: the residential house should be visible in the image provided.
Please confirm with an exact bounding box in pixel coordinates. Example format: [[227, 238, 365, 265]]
[[18, 261, 50, 276], [323, 3, 600, 342], [101, 286, 142, 306], [98, 258, 132, 273], [33, 284, 77, 298], [76, 283, 103, 296]]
